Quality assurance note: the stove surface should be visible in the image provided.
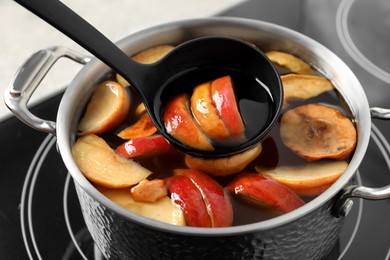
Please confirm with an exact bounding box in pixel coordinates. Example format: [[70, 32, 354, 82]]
[[1, 0, 390, 259]]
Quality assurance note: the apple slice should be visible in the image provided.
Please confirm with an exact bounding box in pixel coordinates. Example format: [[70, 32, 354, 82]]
[[117, 113, 157, 139], [135, 103, 146, 116], [132, 44, 175, 64], [131, 179, 168, 202], [72, 134, 151, 188], [265, 51, 313, 75], [227, 173, 305, 213], [211, 75, 245, 139], [77, 81, 130, 135], [281, 74, 334, 109], [116, 134, 175, 158], [280, 104, 357, 161], [163, 94, 213, 151], [116, 44, 175, 87], [190, 81, 230, 140], [255, 161, 348, 196], [98, 186, 185, 226], [166, 175, 212, 227], [185, 143, 262, 176], [174, 169, 233, 227]]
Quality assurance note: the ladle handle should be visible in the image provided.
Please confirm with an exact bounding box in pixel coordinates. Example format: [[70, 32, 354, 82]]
[[14, 0, 145, 91], [4, 46, 90, 135]]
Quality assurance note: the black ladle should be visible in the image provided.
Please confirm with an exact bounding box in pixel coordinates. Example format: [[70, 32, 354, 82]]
[[15, 0, 283, 157]]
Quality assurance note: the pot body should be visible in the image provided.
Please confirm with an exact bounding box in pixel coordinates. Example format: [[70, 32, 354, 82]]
[[7, 17, 374, 260], [76, 182, 344, 259], [64, 18, 367, 259]]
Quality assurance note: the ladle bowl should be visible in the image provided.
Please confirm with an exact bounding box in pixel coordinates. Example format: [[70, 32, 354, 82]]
[[13, 0, 283, 157]]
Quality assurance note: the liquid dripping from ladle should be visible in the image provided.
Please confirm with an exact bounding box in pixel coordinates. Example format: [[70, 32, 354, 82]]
[[14, 0, 283, 157]]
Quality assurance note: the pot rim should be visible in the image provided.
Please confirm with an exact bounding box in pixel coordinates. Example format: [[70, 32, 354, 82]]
[[56, 17, 371, 236]]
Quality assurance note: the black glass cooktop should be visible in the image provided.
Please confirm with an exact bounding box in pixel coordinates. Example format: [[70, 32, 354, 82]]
[[1, 0, 390, 259]]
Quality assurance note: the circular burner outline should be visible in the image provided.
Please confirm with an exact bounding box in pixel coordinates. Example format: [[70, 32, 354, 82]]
[[371, 123, 390, 259], [20, 134, 56, 260], [336, 0, 390, 84], [63, 173, 89, 260], [19, 123, 390, 259]]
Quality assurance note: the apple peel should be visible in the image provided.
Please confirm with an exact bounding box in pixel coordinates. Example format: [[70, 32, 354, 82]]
[[166, 175, 212, 227], [163, 94, 213, 151], [227, 173, 305, 213], [116, 134, 175, 158], [211, 75, 245, 139], [174, 169, 233, 227]]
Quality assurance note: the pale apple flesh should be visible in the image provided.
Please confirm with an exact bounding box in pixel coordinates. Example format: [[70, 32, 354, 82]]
[[131, 179, 168, 203], [185, 143, 262, 176], [190, 81, 230, 140], [97, 186, 185, 226], [256, 161, 348, 197], [281, 74, 334, 109], [265, 51, 314, 75], [77, 81, 130, 135], [72, 134, 151, 188]]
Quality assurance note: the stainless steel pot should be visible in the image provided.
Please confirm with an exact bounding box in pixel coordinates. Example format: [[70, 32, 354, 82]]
[[5, 17, 390, 260]]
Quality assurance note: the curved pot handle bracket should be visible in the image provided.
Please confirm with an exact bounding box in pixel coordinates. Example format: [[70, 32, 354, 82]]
[[334, 116, 390, 217], [4, 46, 90, 135], [334, 183, 390, 217], [370, 107, 390, 119]]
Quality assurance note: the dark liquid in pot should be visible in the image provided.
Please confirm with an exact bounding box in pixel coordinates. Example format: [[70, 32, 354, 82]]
[[91, 58, 354, 226]]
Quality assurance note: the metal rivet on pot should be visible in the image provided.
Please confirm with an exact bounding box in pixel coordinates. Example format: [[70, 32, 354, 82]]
[[339, 199, 354, 217]]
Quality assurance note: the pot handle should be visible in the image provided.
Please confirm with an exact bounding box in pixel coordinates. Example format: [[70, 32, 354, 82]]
[[334, 109, 390, 217], [4, 46, 90, 135]]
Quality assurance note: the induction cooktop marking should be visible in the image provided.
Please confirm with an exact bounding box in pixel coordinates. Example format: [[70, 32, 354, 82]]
[[63, 174, 88, 260], [20, 134, 56, 260], [336, 0, 390, 84], [371, 123, 390, 259], [372, 123, 390, 169]]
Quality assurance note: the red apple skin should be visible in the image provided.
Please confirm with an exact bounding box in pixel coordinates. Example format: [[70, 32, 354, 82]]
[[211, 76, 245, 139], [116, 135, 175, 158], [166, 175, 212, 227], [163, 94, 213, 151], [227, 173, 305, 213], [174, 169, 233, 227]]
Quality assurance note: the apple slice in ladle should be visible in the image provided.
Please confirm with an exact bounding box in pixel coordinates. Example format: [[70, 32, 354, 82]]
[[15, 0, 282, 157]]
